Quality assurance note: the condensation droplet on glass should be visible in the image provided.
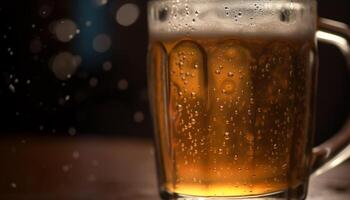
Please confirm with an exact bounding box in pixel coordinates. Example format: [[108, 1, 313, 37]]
[[177, 104, 183, 110]]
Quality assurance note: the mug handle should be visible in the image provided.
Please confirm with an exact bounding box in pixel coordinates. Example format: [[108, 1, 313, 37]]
[[312, 18, 350, 175]]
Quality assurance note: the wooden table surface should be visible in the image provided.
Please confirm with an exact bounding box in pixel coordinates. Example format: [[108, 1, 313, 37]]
[[0, 137, 349, 200]]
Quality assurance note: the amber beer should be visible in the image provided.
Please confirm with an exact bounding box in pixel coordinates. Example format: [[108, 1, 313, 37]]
[[148, 0, 317, 198]]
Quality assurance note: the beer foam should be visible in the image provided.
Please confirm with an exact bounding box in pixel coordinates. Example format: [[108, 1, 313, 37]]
[[148, 0, 317, 39]]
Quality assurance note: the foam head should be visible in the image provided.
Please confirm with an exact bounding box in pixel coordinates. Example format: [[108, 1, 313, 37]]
[[148, 0, 317, 39]]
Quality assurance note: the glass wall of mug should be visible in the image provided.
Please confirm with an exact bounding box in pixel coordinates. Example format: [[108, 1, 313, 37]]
[[148, 0, 317, 199]]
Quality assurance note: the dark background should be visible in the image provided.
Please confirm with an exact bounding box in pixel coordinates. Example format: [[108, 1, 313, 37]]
[[0, 0, 349, 144]]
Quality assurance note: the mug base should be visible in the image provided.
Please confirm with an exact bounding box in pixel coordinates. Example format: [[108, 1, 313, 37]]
[[160, 183, 308, 200]]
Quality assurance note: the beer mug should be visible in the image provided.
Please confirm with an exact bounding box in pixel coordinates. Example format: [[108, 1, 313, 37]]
[[147, 0, 350, 199]]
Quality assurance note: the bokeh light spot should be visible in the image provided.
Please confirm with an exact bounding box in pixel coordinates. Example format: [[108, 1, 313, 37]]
[[51, 52, 81, 80], [30, 39, 42, 53], [89, 77, 99, 87], [116, 3, 140, 26], [93, 34, 111, 53], [102, 61, 112, 71], [134, 111, 144, 123], [95, 0, 108, 6], [118, 79, 128, 90], [52, 19, 78, 42]]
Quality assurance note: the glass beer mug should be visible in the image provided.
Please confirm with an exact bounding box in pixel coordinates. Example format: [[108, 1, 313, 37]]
[[147, 0, 350, 199]]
